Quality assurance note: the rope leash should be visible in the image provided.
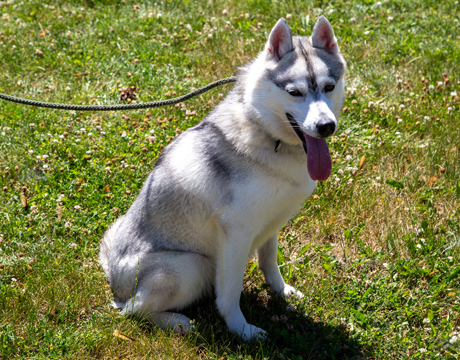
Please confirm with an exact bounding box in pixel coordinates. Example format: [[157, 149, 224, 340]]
[[0, 76, 237, 112]]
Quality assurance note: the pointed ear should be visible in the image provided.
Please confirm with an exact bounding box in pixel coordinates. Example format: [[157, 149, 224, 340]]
[[311, 16, 339, 54], [266, 18, 293, 62]]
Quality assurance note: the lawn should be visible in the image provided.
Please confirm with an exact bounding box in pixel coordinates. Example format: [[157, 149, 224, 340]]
[[0, 0, 459, 359]]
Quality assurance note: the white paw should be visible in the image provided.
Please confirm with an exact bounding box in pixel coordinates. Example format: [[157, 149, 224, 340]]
[[281, 284, 304, 299], [231, 323, 267, 341]]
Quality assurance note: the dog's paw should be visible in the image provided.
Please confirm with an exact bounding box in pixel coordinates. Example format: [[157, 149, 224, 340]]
[[281, 284, 304, 299], [231, 323, 267, 342], [173, 320, 193, 335]]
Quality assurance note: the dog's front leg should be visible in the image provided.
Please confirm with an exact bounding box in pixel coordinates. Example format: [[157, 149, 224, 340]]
[[215, 232, 267, 341], [258, 234, 304, 299]]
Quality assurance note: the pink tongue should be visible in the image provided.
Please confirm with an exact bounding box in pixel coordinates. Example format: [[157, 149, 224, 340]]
[[304, 134, 332, 181]]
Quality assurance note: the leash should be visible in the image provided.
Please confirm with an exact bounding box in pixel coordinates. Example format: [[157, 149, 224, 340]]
[[0, 76, 237, 112]]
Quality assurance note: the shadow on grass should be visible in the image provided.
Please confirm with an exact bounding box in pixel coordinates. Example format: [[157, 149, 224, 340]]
[[137, 286, 367, 360]]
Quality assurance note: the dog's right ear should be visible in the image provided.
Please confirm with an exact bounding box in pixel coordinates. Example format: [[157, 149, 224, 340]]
[[266, 18, 293, 62]]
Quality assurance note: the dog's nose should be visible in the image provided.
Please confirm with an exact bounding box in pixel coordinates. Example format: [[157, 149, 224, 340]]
[[316, 120, 336, 137]]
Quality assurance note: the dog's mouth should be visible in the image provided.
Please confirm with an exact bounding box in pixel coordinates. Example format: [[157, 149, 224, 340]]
[[286, 113, 332, 181]]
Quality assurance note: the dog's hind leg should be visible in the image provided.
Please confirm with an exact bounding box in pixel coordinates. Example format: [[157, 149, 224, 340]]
[[115, 251, 213, 334], [258, 234, 304, 299]]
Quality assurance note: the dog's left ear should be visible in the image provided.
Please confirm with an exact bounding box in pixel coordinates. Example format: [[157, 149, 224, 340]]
[[311, 16, 339, 54], [266, 18, 293, 62]]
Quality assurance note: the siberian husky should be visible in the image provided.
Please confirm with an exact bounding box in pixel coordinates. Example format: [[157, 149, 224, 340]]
[[100, 15, 346, 340]]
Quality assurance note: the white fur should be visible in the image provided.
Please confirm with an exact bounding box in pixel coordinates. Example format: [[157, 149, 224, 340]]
[[100, 16, 345, 341]]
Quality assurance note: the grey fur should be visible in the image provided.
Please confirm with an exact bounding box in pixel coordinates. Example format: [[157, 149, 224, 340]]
[[100, 16, 346, 340]]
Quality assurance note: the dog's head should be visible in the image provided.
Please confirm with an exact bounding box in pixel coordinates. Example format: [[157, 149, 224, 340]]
[[246, 16, 346, 181]]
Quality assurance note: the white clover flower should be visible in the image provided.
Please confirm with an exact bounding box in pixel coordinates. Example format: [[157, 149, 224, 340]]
[[86, 150, 91, 154], [335, 177, 341, 182], [74, 205, 81, 210], [368, 101, 374, 108], [88, 132, 93, 137], [422, 318, 431, 324], [397, 119, 403, 123], [121, 132, 127, 138], [387, 16, 393, 22], [376, 176, 381, 181], [65, 222, 72, 228], [428, 84, 434, 89], [222, 9, 228, 16], [350, 17, 356, 22], [364, 30, 370, 35], [52, 139, 58, 143], [346, 155, 352, 160], [338, 169, 344, 174], [69, 243, 77, 248], [43, 164, 49, 169], [451, 92, 458, 97], [28, 150, 34, 154], [348, 178, 353, 184], [29, 123, 36, 127], [59, 135, 64, 139], [395, 131, 400, 135], [286, 14, 292, 20], [66, 86, 71, 91], [416, 243, 422, 249], [437, 81, 443, 86], [157, 13, 162, 19], [37, 155, 42, 159], [399, 104, 405, 109]]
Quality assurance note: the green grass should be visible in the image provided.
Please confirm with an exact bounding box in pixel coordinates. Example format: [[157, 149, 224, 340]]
[[1, 0, 459, 359]]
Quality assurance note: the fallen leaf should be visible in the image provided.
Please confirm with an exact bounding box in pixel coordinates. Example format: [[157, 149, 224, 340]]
[[113, 330, 134, 342], [56, 205, 62, 221], [427, 176, 438, 187], [20, 193, 28, 208], [358, 156, 365, 170]]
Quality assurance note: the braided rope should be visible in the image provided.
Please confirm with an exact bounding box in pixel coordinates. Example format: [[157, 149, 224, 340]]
[[0, 76, 237, 112]]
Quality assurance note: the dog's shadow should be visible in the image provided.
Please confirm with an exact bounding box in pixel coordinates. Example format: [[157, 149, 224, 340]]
[[139, 283, 367, 359]]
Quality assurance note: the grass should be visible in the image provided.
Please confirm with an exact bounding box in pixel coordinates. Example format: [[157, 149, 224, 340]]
[[0, 0, 459, 358]]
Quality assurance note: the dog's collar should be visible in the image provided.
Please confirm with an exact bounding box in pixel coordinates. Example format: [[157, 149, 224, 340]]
[[274, 140, 282, 153]]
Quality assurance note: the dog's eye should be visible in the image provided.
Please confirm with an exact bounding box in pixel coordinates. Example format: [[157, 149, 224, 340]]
[[287, 89, 303, 97], [324, 84, 335, 93]]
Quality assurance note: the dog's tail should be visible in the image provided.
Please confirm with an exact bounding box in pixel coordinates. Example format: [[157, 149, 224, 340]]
[[99, 216, 124, 276]]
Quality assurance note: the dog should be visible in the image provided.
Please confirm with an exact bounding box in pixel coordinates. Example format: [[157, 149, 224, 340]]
[[100, 15, 346, 341]]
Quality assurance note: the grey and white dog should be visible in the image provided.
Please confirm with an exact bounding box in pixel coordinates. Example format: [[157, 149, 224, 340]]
[[100, 16, 346, 340]]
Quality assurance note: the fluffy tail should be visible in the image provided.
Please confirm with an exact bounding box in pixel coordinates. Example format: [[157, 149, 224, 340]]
[[99, 216, 124, 276]]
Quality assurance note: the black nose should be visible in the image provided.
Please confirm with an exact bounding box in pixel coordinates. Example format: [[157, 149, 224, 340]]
[[316, 120, 336, 137]]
